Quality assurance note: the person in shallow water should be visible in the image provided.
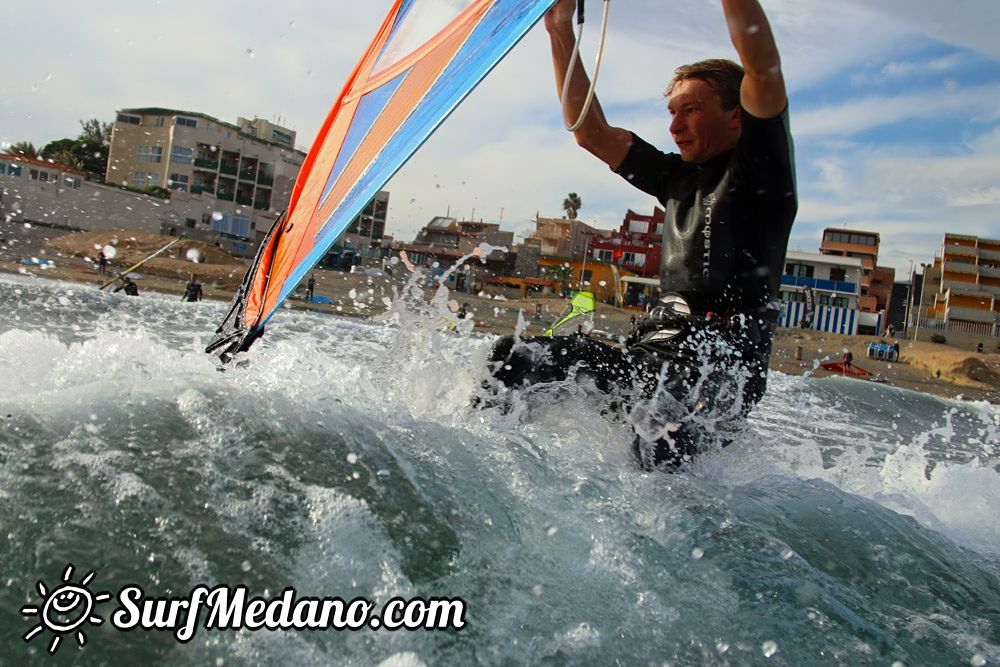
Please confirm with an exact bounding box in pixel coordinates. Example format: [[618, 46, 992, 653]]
[[113, 276, 139, 296], [182, 274, 203, 302], [484, 0, 797, 470]]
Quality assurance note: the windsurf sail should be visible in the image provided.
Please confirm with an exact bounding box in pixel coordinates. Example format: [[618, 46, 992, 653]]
[[544, 290, 596, 336], [207, 0, 557, 360]]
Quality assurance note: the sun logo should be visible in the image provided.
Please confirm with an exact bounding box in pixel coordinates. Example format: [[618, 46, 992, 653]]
[[20, 563, 112, 655]]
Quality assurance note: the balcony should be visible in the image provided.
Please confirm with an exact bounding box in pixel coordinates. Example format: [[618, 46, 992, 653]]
[[981, 248, 1000, 263], [193, 157, 218, 170], [946, 306, 997, 324], [219, 160, 238, 176], [236, 192, 253, 206], [216, 188, 234, 202], [980, 266, 1000, 278], [943, 260, 978, 274], [780, 275, 858, 294], [943, 244, 977, 259], [256, 173, 274, 187], [239, 168, 257, 182], [190, 184, 215, 195]]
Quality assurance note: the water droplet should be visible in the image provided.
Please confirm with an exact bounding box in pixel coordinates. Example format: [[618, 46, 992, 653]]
[[971, 655, 987, 667], [781, 548, 795, 560], [347, 453, 358, 464], [240, 560, 252, 572], [211, 211, 224, 221], [102, 245, 117, 259], [532, 584, 543, 597], [691, 547, 704, 559], [409, 198, 416, 204], [716, 642, 730, 654], [546, 526, 558, 537], [246, 48, 255, 58], [185, 248, 202, 263], [762, 641, 779, 658]]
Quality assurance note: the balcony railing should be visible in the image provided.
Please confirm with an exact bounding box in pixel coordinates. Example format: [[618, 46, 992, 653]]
[[946, 306, 997, 324], [193, 158, 218, 170], [780, 275, 858, 294], [239, 168, 256, 182], [236, 193, 253, 206], [256, 174, 274, 186], [216, 189, 234, 202], [219, 161, 238, 176], [190, 184, 214, 195]]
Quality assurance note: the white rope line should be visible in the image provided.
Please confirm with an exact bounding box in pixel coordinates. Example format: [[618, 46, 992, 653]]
[[560, 0, 611, 132]]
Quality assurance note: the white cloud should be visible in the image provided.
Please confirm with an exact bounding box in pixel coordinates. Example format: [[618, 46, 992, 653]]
[[1, 0, 998, 272]]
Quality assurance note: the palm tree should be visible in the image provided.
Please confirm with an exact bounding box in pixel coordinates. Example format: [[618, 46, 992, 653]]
[[562, 192, 582, 220], [4, 141, 37, 158]]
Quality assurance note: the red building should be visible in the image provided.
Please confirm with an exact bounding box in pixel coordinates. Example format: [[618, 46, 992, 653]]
[[588, 207, 663, 278]]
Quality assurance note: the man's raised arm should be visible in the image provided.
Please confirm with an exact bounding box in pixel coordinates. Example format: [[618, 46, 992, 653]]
[[545, 0, 631, 168], [721, 0, 787, 119]]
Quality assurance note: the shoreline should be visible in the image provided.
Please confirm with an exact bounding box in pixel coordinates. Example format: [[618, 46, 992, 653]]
[[2, 224, 998, 406]]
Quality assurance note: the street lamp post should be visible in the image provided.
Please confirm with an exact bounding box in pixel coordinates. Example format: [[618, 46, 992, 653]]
[[911, 262, 929, 343], [579, 233, 591, 290]]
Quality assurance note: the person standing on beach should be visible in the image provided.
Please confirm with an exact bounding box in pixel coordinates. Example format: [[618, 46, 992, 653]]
[[486, 0, 796, 469], [306, 274, 316, 301], [97, 250, 108, 275]]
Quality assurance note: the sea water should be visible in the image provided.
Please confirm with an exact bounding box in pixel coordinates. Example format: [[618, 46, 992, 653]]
[[0, 271, 997, 665]]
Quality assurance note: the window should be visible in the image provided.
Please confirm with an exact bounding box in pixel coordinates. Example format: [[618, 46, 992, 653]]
[[117, 113, 141, 125], [623, 252, 645, 267], [168, 173, 189, 192], [154, 117, 165, 127], [171, 146, 193, 165], [6, 163, 21, 177], [174, 116, 198, 128], [785, 263, 814, 278], [0, 163, 6, 175], [29, 169, 51, 182], [832, 296, 849, 308], [136, 146, 163, 163], [63, 175, 82, 189], [132, 171, 158, 188], [597, 249, 613, 262], [185, 218, 196, 229], [829, 267, 847, 282]]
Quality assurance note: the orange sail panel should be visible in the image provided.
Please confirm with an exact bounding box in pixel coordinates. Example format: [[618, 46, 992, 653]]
[[207, 0, 557, 360]]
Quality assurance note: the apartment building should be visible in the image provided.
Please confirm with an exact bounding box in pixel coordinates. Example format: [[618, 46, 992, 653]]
[[914, 233, 1000, 340], [522, 215, 603, 259], [818, 227, 893, 313], [589, 207, 663, 279], [107, 108, 305, 247]]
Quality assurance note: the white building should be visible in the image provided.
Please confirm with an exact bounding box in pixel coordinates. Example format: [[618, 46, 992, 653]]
[[779, 250, 884, 335]]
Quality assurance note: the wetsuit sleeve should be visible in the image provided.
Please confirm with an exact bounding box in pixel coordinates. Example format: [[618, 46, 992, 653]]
[[736, 107, 797, 204], [612, 132, 686, 201]]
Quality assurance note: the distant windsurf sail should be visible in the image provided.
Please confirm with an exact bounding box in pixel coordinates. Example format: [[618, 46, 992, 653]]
[[544, 291, 596, 336], [207, 0, 556, 360]]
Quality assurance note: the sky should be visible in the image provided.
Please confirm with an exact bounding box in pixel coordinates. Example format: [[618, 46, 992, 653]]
[[2, 0, 998, 277]]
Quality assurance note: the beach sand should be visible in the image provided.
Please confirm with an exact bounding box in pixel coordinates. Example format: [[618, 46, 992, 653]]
[[4, 224, 999, 405]]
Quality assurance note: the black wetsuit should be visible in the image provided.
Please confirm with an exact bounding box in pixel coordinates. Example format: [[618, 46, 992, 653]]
[[487, 108, 797, 469], [114, 280, 139, 296], [183, 281, 203, 302]]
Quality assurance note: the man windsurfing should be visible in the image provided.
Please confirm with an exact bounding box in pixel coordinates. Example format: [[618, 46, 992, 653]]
[[486, 0, 797, 469]]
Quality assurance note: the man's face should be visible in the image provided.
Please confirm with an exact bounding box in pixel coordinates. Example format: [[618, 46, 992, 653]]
[[667, 78, 741, 163]]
